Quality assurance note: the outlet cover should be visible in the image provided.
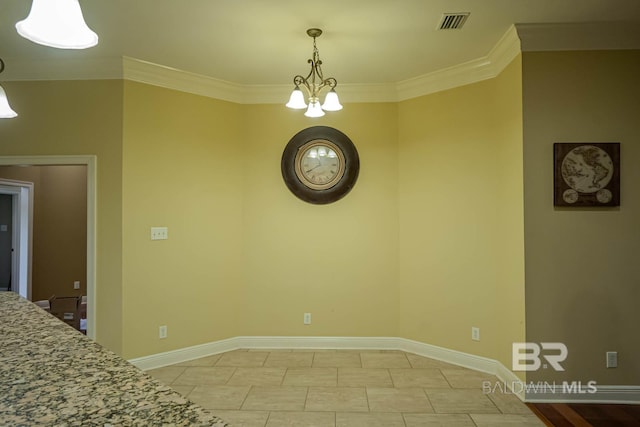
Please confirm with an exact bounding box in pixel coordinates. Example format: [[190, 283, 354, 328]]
[[471, 327, 480, 341], [159, 325, 168, 339], [74, 281, 81, 289], [303, 313, 311, 325]]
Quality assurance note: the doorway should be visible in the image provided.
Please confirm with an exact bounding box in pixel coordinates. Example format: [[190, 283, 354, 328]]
[[0, 194, 12, 291], [0, 180, 32, 298], [0, 156, 96, 339]]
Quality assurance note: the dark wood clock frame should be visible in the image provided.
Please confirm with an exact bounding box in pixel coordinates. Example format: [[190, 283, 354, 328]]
[[281, 126, 359, 204]]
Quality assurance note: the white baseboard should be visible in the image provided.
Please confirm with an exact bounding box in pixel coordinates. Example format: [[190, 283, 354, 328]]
[[128, 336, 638, 404]]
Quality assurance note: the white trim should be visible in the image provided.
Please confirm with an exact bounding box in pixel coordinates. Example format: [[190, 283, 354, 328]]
[[396, 25, 521, 100], [5, 23, 640, 103], [129, 335, 639, 404], [0, 156, 97, 340], [5, 26, 522, 104], [122, 26, 521, 104], [128, 335, 524, 398], [0, 180, 33, 300]]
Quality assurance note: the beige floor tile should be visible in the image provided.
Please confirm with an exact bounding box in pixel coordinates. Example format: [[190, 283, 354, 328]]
[[426, 388, 500, 414], [210, 410, 269, 427], [170, 385, 195, 397], [406, 354, 465, 370], [337, 368, 393, 387], [312, 352, 362, 368], [361, 352, 411, 368], [227, 367, 286, 386], [336, 411, 405, 427], [242, 386, 308, 411], [187, 385, 251, 410], [146, 366, 186, 385], [366, 387, 433, 413], [440, 368, 497, 388], [403, 413, 476, 426], [266, 411, 335, 427], [487, 391, 535, 414], [264, 352, 314, 367], [215, 351, 269, 367], [174, 354, 222, 367], [470, 413, 546, 426], [390, 368, 450, 388], [283, 368, 338, 386], [305, 387, 369, 412], [248, 348, 292, 352], [171, 366, 236, 386]]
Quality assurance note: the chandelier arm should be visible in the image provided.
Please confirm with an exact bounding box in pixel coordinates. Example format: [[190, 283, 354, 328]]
[[293, 75, 312, 98]]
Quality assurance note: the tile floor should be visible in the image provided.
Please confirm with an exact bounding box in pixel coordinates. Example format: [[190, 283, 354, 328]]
[[148, 349, 544, 427]]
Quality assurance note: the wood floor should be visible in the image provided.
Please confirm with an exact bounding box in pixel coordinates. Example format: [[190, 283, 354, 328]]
[[528, 402, 640, 427]]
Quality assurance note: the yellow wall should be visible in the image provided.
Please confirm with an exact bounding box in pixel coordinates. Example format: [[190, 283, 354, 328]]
[[0, 80, 124, 354], [240, 103, 399, 337], [397, 57, 525, 371], [0, 165, 87, 301], [121, 81, 244, 358], [523, 50, 640, 384]]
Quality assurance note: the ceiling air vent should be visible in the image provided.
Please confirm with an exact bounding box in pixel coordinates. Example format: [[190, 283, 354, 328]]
[[438, 13, 470, 30]]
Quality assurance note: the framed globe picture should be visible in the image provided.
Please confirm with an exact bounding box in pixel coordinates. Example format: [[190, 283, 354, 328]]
[[553, 142, 620, 207]]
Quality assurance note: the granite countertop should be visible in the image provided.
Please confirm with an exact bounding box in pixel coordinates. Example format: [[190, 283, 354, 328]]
[[0, 292, 229, 426]]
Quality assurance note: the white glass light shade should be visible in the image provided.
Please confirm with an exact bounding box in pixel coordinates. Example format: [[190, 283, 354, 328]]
[[286, 87, 307, 109], [16, 0, 98, 49], [322, 89, 343, 111], [0, 85, 18, 119], [304, 100, 325, 118]]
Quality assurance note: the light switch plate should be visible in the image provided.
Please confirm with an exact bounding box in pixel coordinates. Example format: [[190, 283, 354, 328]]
[[151, 227, 168, 240]]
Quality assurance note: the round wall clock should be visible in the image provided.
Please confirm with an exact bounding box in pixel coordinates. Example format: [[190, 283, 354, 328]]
[[281, 126, 359, 204]]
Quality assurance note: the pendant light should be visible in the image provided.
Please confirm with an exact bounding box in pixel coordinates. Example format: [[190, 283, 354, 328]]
[[0, 59, 18, 119], [286, 28, 342, 117], [16, 0, 98, 49]]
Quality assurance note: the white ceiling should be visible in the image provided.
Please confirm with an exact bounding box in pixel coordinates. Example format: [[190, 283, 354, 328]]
[[1, 0, 640, 86]]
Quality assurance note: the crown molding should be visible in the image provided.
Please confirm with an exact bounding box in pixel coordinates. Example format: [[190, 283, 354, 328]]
[[396, 25, 521, 101], [4, 23, 638, 103], [516, 22, 640, 52], [122, 57, 245, 104], [121, 25, 521, 104]]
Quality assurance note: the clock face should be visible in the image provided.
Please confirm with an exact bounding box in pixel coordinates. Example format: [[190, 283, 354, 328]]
[[281, 126, 359, 204], [294, 140, 345, 190]]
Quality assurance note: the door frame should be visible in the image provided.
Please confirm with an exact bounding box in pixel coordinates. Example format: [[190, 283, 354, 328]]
[[0, 156, 97, 339], [0, 180, 33, 298]]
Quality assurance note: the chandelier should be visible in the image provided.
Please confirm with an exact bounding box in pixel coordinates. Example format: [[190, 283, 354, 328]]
[[0, 59, 18, 119], [286, 28, 342, 118], [16, 0, 98, 49]]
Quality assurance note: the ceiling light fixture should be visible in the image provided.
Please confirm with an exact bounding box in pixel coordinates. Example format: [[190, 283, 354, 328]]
[[16, 0, 98, 49], [286, 28, 342, 118], [0, 59, 18, 119]]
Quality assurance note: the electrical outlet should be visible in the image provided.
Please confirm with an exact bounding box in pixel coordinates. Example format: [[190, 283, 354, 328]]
[[159, 325, 167, 339], [73, 281, 80, 289], [471, 327, 480, 341], [606, 351, 617, 368], [303, 313, 311, 325], [151, 227, 169, 240]]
